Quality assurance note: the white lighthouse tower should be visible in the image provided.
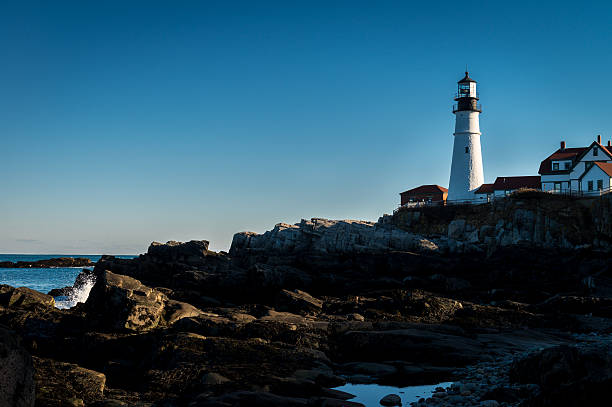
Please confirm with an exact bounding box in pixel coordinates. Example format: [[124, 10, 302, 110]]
[[447, 71, 484, 201]]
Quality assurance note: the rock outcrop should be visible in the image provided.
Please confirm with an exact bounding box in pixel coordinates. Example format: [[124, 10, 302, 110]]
[[391, 191, 612, 254], [230, 218, 438, 256]]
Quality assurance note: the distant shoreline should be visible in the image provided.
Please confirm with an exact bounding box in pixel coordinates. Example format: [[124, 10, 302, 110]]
[[0, 257, 94, 269]]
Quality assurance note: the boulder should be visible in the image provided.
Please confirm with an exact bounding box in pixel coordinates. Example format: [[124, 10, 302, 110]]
[[201, 372, 231, 385], [0, 285, 55, 309], [276, 289, 323, 315], [163, 299, 204, 325], [34, 357, 106, 405], [147, 240, 210, 264], [85, 270, 167, 332], [380, 393, 402, 406], [509, 344, 612, 406], [0, 326, 35, 407], [447, 219, 466, 239]]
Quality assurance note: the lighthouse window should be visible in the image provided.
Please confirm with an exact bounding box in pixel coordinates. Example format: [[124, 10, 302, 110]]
[[465, 146, 469, 153]]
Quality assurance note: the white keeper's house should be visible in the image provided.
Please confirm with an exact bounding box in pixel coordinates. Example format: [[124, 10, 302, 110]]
[[538, 135, 612, 194]]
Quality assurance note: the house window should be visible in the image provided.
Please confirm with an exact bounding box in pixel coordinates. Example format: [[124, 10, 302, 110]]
[[598, 179, 603, 190], [553, 163, 559, 171], [588, 180, 594, 191], [554, 182, 561, 191], [465, 146, 469, 153], [564, 162, 570, 170], [594, 147, 599, 156]]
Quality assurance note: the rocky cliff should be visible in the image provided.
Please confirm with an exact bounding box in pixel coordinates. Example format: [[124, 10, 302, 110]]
[[389, 191, 612, 254]]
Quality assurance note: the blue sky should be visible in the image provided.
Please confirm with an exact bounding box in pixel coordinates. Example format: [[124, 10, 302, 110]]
[[2, 1, 612, 253]]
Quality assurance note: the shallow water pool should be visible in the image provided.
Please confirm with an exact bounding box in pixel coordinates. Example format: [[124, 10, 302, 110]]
[[334, 382, 453, 406]]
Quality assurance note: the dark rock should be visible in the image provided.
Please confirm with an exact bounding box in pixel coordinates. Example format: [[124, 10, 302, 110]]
[[0, 285, 55, 309], [85, 270, 168, 332], [33, 356, 106, 406], [336, 324, 484, 367], [0, 257, 94, 269], [380, 393, 402, 406], [163, 299, 204, 325], [480, 386, 521, 403], [190, 391, 309, 406], [147, 240, 210, 264], [510, 344, 612, 406], [201, 372, 231, 385], [276, 289, 323, 315], [0, 325, 35, 407]]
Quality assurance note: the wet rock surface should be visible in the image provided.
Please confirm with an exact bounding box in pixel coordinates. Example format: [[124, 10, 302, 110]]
[[4, 208, 612, 405]]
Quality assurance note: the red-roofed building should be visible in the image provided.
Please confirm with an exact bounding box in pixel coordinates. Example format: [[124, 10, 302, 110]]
[[400, 185, 448, 206], [539, 136, 612, 192], [491, 176, 541, 197], [474, 183, 494, 201]]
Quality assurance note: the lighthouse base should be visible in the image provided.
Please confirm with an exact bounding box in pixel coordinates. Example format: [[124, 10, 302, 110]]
[[447, 133, 484, 202]]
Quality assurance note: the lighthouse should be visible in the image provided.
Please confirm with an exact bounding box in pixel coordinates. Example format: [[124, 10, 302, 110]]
[[447, 71, 484, 201]]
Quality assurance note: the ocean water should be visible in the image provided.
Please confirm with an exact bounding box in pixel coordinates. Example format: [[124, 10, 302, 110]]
[[334, 382, 453, 406], [0, 254, 136, 308]]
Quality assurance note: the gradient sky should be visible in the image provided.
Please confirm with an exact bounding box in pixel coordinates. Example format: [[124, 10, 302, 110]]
[[2, 1, 612, 254]]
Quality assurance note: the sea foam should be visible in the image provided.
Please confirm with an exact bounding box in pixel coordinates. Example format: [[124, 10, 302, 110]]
[[55, 273, 96, 309]]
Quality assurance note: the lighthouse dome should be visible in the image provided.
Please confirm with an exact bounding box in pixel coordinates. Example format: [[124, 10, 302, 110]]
[[458, 71, 476, 83]]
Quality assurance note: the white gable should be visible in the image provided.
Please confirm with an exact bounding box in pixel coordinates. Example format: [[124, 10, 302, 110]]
[[580, 164, 612, 193], [581, 144, 612, 161]]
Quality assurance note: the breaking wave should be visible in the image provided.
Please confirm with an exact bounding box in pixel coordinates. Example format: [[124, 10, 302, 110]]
[[54, 273, 96, 309]]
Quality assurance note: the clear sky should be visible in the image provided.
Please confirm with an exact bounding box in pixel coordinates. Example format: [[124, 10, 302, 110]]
[[2, 1, 612, 254]]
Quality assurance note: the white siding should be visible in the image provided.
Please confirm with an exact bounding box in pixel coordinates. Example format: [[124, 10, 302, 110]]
[[541, 174, 570, 192], [448, 110, 484, 201], [580, 166, 612, 194]]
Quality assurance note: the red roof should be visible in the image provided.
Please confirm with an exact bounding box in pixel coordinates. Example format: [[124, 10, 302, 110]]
[[400, 184, 448, 195], [539, 142, 612, 175], [538, 147, 586, 175], [592, 162, 612, 177], [492, 176, 541, 190], [475, 183, 494, 194]]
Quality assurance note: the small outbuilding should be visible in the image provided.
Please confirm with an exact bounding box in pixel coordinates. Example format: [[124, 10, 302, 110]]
[[474, 183, 494, 201], [491, 176, 541, 197], [400, 185, 448, 206]]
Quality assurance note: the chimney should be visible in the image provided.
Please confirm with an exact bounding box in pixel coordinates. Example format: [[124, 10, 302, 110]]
[[560, 141, 566, 150], [598, 135, 602, 144]]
